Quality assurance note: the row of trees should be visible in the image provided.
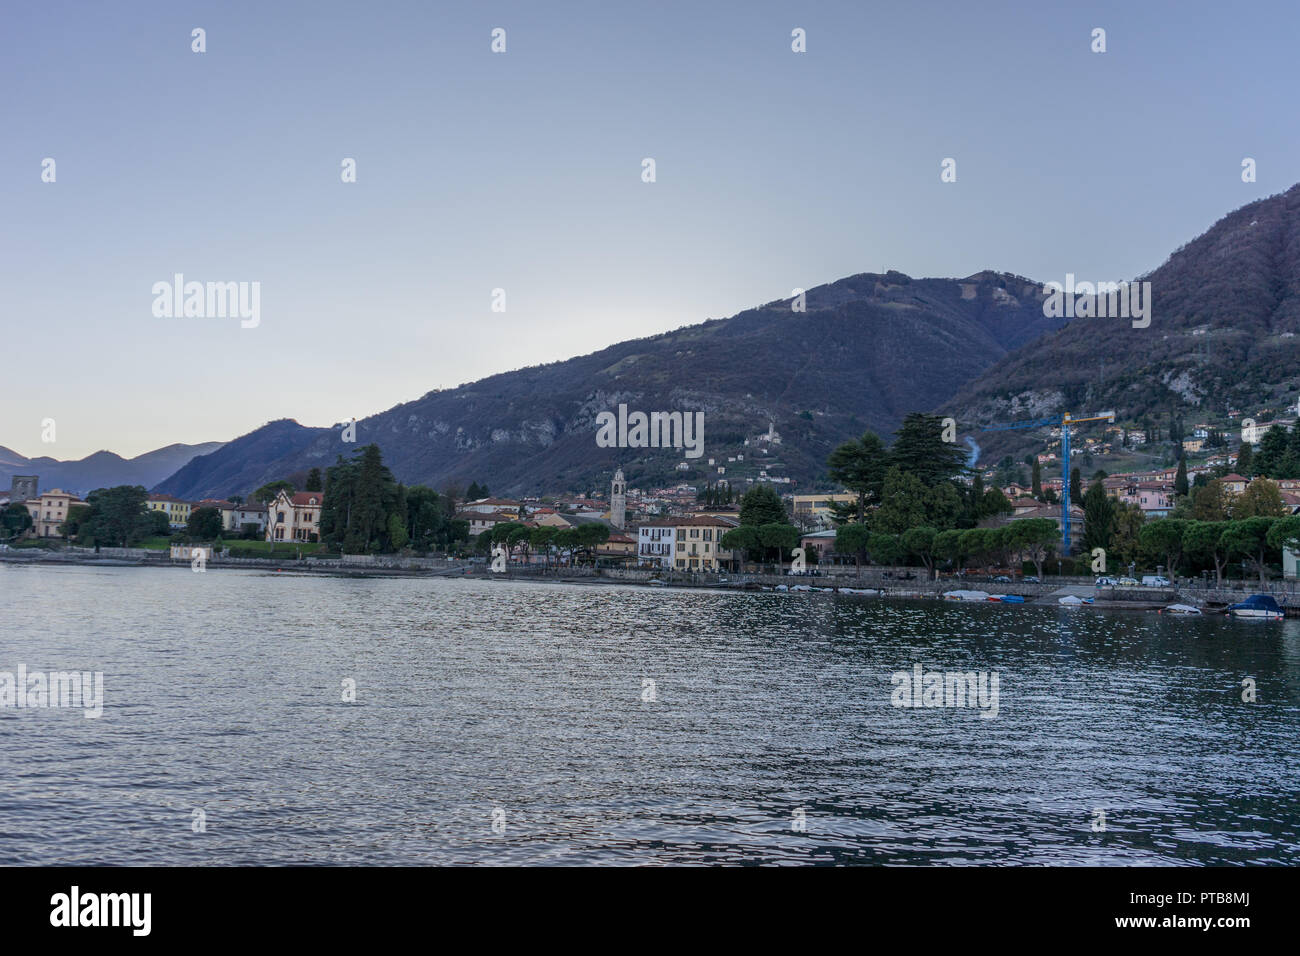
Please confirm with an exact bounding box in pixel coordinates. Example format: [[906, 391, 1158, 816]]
[[834, 518, 1060, 579], [318, 445, 469, 553], [57, 486, 168, 547], [818, 413, 1023, 576], [477, 521, 610, 566], [1132, 516, 1300, 585], [719, 485, 802, 567], [696, 482, 736, 508]]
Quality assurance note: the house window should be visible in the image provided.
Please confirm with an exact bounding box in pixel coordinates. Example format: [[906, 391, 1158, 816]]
[[277, 512, 286, 523]]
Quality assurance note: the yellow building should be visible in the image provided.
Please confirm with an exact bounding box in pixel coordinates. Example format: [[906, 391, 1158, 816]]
[[637, 515, 738, 571], [791, 493, 857, 526], [146, 494, 192, 530]]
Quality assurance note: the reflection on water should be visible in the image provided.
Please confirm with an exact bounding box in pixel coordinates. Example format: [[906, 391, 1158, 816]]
[[1, 564, 1297, 865]]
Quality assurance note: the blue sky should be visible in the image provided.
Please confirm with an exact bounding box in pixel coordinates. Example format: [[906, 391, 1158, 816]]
[[2, 0, 1295, 458]]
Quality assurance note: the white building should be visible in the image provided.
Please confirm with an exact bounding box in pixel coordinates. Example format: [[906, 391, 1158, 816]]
[[636, 523, 676, 569], [223, 502, 267, 534], [1242, 419, 1294, 445], [265, 491, 324, 543]]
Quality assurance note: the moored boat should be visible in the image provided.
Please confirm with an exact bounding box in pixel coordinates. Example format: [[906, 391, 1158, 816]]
[[1225, 594, 1284, 620], [943, 589, 990, 602], [1159, 603, 1202, 615]]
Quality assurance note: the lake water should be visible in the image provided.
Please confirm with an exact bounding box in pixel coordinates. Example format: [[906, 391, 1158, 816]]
[[2, 563, 1298, 865]]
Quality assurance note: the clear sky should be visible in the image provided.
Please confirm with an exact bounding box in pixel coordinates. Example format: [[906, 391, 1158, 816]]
[[2, 0, 1295, 459]]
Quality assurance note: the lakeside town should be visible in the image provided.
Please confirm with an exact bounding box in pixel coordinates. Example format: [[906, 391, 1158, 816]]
[[7, 411, 1300, 611]]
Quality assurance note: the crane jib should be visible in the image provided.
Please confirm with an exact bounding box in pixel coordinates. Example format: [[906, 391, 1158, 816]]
[[972, 411, 1116, 556]]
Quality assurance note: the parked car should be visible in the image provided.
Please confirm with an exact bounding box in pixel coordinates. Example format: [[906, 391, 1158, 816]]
[[1141, 575, 1172, 587], [1024, 575, 1040, 583], [1117, 576, 1139, 587], [1095, 576, 1117, 587], [993, 575, 1012, 583]]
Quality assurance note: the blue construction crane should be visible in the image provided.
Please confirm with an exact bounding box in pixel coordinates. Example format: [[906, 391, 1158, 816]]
[[979, 410, 1115, 554]]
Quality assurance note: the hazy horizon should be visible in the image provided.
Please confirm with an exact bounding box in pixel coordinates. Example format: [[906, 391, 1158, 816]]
[[4, 0, 1296, 458]]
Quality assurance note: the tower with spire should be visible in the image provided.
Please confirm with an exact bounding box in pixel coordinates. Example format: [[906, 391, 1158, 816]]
[[610, 468, 627, 530]]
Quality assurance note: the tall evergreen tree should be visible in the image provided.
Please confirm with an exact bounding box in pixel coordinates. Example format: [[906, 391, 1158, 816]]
[[1031, 458, 1042, 499], [890, 413, 968, 486], [826, 430, 889, 521], [1253, 425, 1291, 478], [739, 485, 786, 526], [1081, 480, 1114, 553], [1174, 456, 1189, 496], [353, 444, 398, 549], [1235, 442, 1254, 477]]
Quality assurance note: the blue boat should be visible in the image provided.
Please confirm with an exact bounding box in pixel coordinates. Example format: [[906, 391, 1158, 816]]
[[1226, 594, 1284, 620]]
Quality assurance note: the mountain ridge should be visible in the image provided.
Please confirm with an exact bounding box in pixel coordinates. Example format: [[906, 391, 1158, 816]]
[[943, 183, 1300, 458], [151, 269, 1066, 499], [0, 442, 226, 497]]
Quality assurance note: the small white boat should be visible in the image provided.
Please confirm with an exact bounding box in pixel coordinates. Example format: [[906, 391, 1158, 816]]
[[838, 587, 879, 595], [1058, 595, 1094, 606], [1159, 603, 1202, 615], [943, 589, 990, 602]]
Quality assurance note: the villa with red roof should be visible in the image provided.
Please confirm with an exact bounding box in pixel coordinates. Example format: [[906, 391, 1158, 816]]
[[265, 490, 324, 543]]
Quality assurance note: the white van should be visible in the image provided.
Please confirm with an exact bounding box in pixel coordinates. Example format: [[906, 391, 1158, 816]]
[[1141, 575, 1172, 587]]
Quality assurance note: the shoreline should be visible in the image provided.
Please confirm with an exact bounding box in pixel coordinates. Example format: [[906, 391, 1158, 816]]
[[2, 551, 1273, 615]]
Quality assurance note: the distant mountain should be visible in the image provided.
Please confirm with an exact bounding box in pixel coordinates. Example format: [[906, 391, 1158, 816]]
[[153, 270, 1066, 499], [944, 184, 1300, 459], [152, 419, 329, 500], [0, 441, 226, 497]]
